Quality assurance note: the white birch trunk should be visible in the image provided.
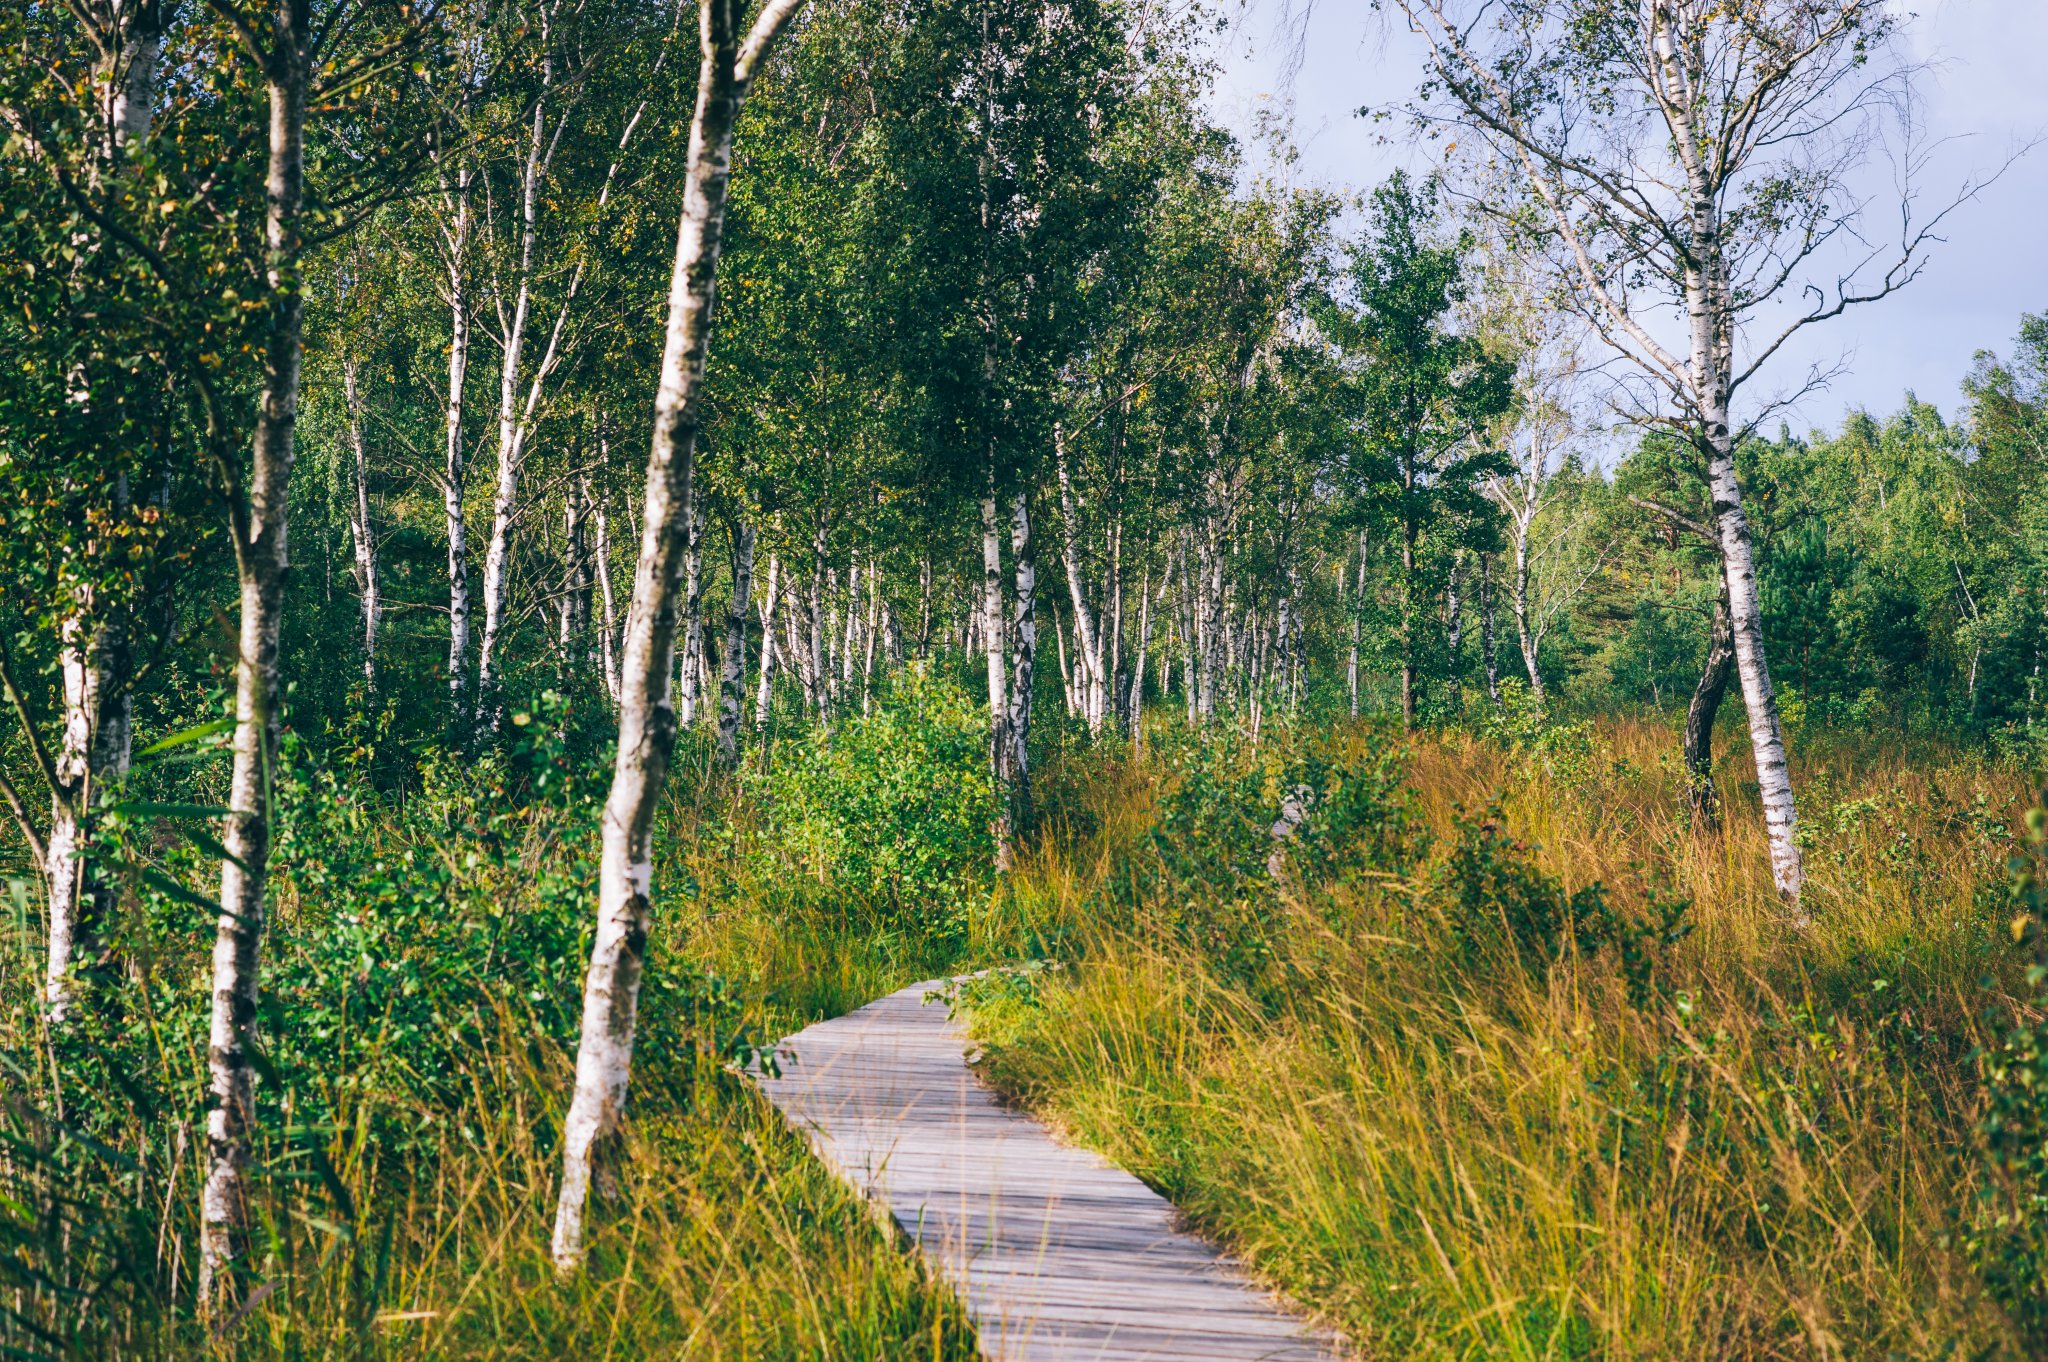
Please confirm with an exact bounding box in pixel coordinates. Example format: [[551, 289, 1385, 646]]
[[1674, 136, 1804, 903], [343, 359, 380, 691], [1005, 490, 1036, 829], [552, 0, 804, 1273], [754, 552, 779, 727], [200, 23, 306, 1309], [43, 623, 95, 1019], [980, 485, 1008, 784], [1054, 434, 1104, 735], [441, 168, 475, 724], [475, 85, 548, 731], [1512, 517, 1544, 705], [860, 551, 878, 715], [594, 486, 621, 703], [1479, 551, 1499, 704], [678, 496, 704, 726], [717, 519, 754, 765]]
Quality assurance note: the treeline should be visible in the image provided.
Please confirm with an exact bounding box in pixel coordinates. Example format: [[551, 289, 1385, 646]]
[[2, 0, 2045, 1325]]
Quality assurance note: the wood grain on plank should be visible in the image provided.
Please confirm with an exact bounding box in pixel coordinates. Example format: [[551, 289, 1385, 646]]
[[753, 979, 1342, 1362]]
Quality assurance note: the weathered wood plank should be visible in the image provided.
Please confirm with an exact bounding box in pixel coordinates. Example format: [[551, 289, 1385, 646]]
[[752, 979, 1344, 1362]]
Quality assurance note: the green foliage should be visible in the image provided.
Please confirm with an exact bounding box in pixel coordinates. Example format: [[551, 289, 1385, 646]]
[[1128, 723, 1421, 985], [1442, 805, 1691, 1005], [1481, 677, 1598, 783], [1967, 786, 2048, 1345], [749, 669, 996, 934]]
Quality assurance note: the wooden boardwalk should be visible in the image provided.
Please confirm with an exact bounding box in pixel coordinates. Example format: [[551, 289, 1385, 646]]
[[752, 978, 1343, 1362]]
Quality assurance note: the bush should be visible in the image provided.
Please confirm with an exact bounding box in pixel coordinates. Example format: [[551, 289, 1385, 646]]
[[748, 669, 996, 935], [1125, 724, 1421, 985], [0, 707, 750, 1356], [1969, 785, 2048, 1346], [1441, 804, 1690, 1004]]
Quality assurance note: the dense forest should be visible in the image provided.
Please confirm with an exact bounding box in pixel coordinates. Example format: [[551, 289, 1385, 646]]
[[2, 0, 2046, 1357]]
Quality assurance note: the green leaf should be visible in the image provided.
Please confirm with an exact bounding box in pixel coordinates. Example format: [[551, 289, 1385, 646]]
[[138, 866, 249, 925], [137, 718, 233, 758], [113, 800, 233, 821]]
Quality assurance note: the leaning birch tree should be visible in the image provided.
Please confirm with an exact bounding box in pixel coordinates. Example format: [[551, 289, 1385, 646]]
[[551, 0, 806, 1273], [1382, 0, 2001, 909]]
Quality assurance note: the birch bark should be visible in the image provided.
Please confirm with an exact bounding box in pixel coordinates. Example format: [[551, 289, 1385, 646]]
[[201, 5, 308, 1307], [678, 496, 704, 726], [1005, 490, 1036, 834], [475, 74, 553, 730], [41, 0, 161, 1018], [717, 520, 754, 765], [552, 0, 805, 1273], [439, 160, 475, 724], [343, 359, 380, 691], [1055, 434, 1104, 734], [754, 552, 779, 727], [1479, 552, 1498, 704], [979, 484, 1009, 785]]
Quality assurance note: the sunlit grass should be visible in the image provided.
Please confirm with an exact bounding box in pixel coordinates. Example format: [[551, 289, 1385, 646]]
[[975, 715, 2038, 1360]]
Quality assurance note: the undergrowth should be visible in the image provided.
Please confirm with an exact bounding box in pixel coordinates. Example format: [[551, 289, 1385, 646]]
[[0, 677, 998, 1360], [973, 715, 2047, 1360]]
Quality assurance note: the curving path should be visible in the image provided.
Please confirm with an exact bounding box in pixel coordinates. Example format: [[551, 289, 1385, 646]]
[[752, 978, 1343, 1362]]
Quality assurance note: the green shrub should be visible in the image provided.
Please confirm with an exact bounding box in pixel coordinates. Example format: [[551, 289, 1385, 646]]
[[1441, 804, 1689, 1005], [1969, 785, 2048, 1345], [748, 668, 996, 935]]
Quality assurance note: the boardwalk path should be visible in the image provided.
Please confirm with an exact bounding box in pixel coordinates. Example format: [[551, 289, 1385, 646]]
[[752, 978, 1341, 1362]]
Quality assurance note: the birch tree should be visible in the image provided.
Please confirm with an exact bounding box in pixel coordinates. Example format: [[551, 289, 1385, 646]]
[[0, 0, 168, 1021], [193, 0, 314, 1308], [1383, 0, 2004, 907], [552, 0, 805, 1274]]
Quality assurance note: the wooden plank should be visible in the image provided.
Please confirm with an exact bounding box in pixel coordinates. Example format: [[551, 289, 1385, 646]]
[[752, 979, 1345, 1362]]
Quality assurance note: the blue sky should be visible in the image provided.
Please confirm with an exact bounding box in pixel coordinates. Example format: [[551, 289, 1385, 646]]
[[1210, 0, 2048, 437]]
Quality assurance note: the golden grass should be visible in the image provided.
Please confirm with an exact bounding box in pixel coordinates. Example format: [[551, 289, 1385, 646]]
[[975, 717, 2038, 1360]]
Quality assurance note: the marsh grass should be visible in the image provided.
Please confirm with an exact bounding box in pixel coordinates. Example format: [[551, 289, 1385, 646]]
[[0, 701, 993, 1361], [974, 716, 2040, 1359]]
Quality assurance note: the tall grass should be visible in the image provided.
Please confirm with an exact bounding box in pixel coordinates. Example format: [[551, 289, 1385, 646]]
[[975, 717, 2040, 1359], [0, 686, 996, 1360]]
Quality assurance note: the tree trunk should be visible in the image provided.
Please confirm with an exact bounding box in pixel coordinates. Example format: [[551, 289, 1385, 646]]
[[201, 24, 307, 1310], [1178, 533, 1198, 724], [1688, 202, 1803, 904], [475, 75, 556, 735], [593, 478, 621, 703], [1480, 551, 1499, 704], [1445, 550, 1463, 713], [860, 548, 878, 715], [552, 0, 802, 1274], [754, 552, 779, 728], [43, 624, 97, 1019], [1006, 489, 1036, 835], [677, 496, 705, 727], [1054, 432, 1104, 734], [840, 554, 860, 697], [1685, 590, 1734, 833], [717, 520, 754, 765], [1512, 518, 1544, 705], [803, 522, 826, 714], [1400, 460, 1418, 730], [1130, 564, 1152, 742], [41, 0, 159, 1019], [1349, 529, 1364, 718], [441, 169, 474, 726], [979, 482, 1010, 862], [343, 361, 379, 691], [916, 555, 933, 658]]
